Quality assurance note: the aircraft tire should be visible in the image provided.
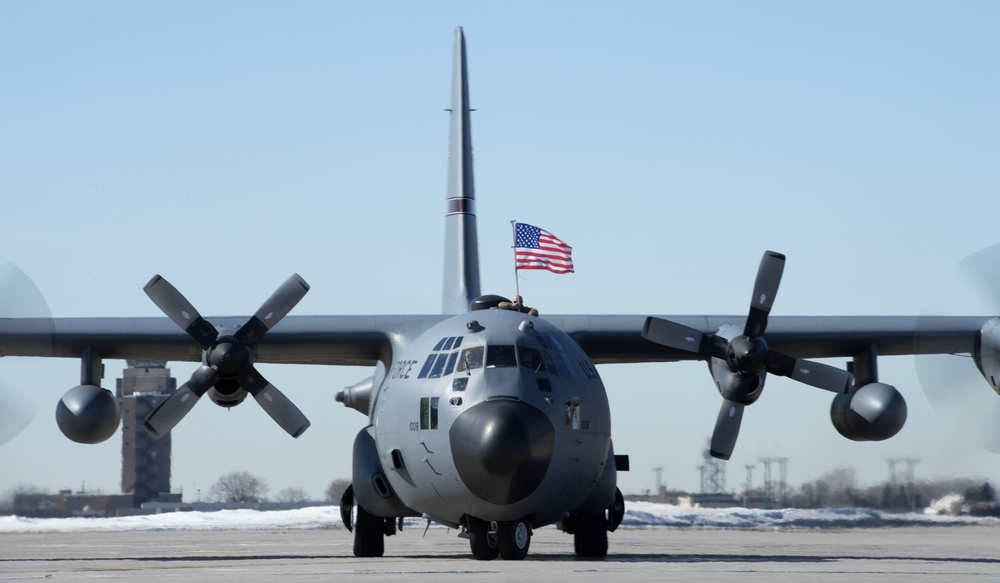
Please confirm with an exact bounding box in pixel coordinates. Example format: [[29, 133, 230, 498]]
[[497, 518, 531, 560], [573, 512, 608, 559], [468, 517, 499, 560], [354, 506, 385, 557]]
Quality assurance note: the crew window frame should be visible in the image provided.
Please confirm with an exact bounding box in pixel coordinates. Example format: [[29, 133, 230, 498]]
[[456, 346, 485, 373], [420, 396, 440, 429]]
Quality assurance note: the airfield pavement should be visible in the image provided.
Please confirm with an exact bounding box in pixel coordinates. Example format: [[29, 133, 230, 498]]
[[2, 524, 999, 582]]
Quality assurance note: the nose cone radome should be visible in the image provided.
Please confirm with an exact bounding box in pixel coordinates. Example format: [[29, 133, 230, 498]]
[[450, 399, 555, 505]]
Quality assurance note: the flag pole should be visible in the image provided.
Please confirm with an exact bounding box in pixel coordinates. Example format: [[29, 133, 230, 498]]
[[511, 220, 520, 301]]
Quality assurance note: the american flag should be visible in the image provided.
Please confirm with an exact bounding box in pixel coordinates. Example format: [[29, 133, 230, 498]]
[[514, 223, 574, 274]]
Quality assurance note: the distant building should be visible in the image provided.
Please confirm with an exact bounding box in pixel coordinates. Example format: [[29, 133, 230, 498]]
[[117, 361, 176, 506], [677, 493, 741, 508], [3, 363, 181, 518], [12, 491, 136, 518]]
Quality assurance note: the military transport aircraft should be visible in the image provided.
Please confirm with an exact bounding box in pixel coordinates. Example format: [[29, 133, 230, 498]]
[[1, 27, 999, 560]]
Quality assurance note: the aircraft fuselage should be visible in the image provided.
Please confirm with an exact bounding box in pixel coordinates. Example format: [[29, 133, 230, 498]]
[[365, 307, 614, 529]]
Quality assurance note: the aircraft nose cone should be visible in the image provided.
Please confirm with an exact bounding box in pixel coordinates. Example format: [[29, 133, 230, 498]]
[[450, 399, 555, 505]]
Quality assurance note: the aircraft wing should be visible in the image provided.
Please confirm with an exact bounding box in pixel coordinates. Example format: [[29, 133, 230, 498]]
[[0, 314, 449, 366], [0, 312, 984, 368], [547, 314, 986, 364]]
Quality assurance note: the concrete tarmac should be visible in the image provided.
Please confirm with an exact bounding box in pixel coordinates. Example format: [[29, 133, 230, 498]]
[[2, 525, 999, 582]]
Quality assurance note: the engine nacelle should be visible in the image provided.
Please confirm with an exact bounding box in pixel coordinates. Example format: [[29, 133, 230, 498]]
[[830, 382, 906, 441], [974, 317, 1000, 395], [207, 382, 248, 408], [55, 384, 121, 444]]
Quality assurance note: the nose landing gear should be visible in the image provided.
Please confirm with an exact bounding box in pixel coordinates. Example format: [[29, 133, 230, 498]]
[[467, 517, 498, 560], [497, 518, 532, 560], [465, 516, 532, 560]]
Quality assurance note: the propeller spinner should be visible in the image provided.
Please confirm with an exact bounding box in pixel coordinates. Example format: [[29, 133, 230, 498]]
[[643, 251, 853, 460], [142, 274, 312, 439]]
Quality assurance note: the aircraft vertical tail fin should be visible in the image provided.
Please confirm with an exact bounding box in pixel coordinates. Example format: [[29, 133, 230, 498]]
[[441, 26, 481, 314]]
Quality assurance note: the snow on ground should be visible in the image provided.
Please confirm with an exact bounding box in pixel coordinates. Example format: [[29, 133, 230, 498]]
[[2, 502, 997, 534]]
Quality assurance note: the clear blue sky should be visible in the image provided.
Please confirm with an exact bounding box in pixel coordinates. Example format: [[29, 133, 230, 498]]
[[1, 2, 998, 500]]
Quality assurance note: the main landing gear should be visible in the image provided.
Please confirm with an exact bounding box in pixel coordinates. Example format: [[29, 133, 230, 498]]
[[564, 489, 625, 559], [354, 506, 392, 557], [342, 486, 398, 558], [572, 512, 608, 558], [465, 516, 532, 560]]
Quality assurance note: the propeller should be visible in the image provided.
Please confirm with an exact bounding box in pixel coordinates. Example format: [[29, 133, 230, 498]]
[[643, 251, 853, 460], [0, 259, 53, 446], [142, 274, 312, 439], [916, 244, 1000, 453]]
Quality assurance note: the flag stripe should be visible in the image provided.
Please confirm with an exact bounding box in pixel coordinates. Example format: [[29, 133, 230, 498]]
[[514, 223, 574, 274]]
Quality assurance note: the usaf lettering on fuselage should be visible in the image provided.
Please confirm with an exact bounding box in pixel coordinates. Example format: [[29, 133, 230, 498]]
[[390, 359, 418, 380]]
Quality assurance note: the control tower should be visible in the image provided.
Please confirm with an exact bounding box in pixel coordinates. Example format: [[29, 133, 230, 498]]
[[117, 361, 176, 506]]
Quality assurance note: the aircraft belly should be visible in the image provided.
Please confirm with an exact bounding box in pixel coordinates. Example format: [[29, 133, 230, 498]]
[[404, 437, 471, 524]]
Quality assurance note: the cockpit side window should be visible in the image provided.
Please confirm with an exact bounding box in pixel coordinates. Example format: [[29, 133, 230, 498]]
[[417, 354, 438, 379], [418, 337, 466, 380], [518, 346, 546, 372], [420, 397, 439, 429], [443, 351, 459, 376], [429, 354, 448, 378], [457, 346, 485, 372], [559, 352, 578, 377], [545, 335, 579, 377], [486, 345, 517, 368], [541, 351, 558, 376], [554, 354, 571, 377]]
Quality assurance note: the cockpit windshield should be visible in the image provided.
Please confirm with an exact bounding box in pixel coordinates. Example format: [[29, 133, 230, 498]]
[[457, 345, 485, 373], [454, 343, 554, 373], [485, 345, 517, 368]]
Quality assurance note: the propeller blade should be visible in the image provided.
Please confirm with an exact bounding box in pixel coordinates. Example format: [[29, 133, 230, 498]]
[[237, 366, 311, 437], [144, 275, 219, 349], [744, 251, 785, 337], [234, 274, 310, 346], [709, 399, 744, 460], [960, 244, 1000, 316], [916, 244, 1000, 454], [766, 352, 854, 393], [0, 259, 52, 445], [0, 381, 37, 446], [143, 366, 218, 439], [642, 317, 727, 360]]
